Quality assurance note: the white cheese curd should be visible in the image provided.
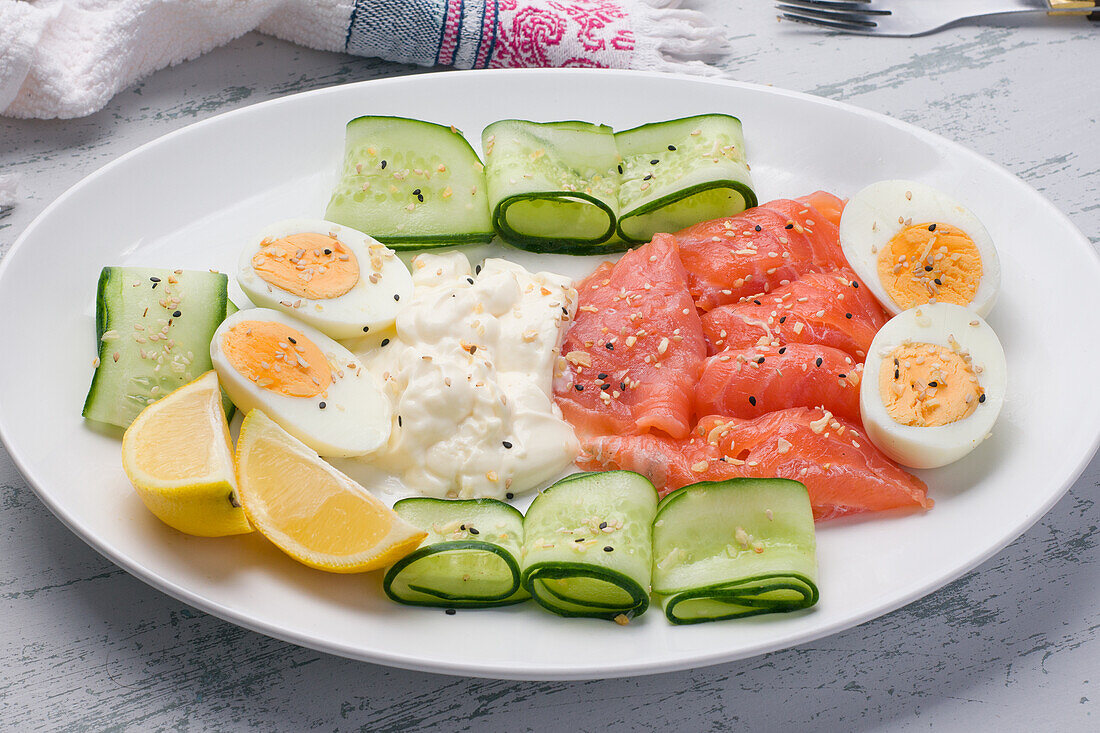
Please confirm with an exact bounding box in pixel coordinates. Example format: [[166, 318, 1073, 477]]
[[336, 251, 580, 499]]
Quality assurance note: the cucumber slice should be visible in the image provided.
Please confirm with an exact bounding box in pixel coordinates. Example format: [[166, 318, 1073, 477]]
[[652, 478, 818, 625], [325, 116, 494, 248], [384, 498, 528, 608], [521, 471, 657, 621], [615, 114, 757, 244], [483, 120, 622, 253], [82, 267, 232, 429]]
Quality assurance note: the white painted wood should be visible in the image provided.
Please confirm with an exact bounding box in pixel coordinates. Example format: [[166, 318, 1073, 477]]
[[1, 2, 1097, 728]]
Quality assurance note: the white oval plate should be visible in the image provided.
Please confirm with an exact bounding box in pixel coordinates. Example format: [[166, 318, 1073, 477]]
[[2, 70, 1097, 680]]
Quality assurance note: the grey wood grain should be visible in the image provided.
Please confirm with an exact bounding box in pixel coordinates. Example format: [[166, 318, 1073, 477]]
[[1, 2, 1098, 730]]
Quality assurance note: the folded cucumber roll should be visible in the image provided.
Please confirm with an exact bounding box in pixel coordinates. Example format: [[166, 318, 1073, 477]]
[[83, 267, 234, 429], [483, 120, 622, 253], [325, 116, 494, 248], [383, 498, 528, 608], [521, 471, 658, 621], [615, 114, 757, 244], [652, 478, 818, 625]]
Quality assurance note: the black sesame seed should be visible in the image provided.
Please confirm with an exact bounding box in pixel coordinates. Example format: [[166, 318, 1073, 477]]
[[620, 382, 627, 391], [838, 373, 847, 379], [749, 395, 757, 406], [603, 546, 614, 552], [778, 347, 787, 354], [228, 492, 241, 508], [815, 357, 823, 367], [852, 281, 859, 288], [928, 381, 938, 387], [475, 264, 482, 274], [785, 223, 794, 230], [467, 277, 475, 285], [650, 159, 659, 165], [643, 174, 652, 181], [617, 164, 623, 174], [417, 194, 424, 202], [394, 294, 400, 301], [755, 225, 762, 232], [289, 336, 298, 343], [845, 313, 852, 319], [445, 608, 456, 615], [469, 527, 479, 535], [979, 393, 986, 403], [575, 538, 585, 543], [319, 401, 327, 409], [605, 343, 614, 350], [598, 373, 608, 380], [779, 316, 786, 324], [925, 265, 934, 272], [506, 492, 514, 500], [150, 277, 161, 282], [502, 441, 513, 449], [380, 338, 390, 347], [412, 188, 421, 195], [469, 345, 477, 354], [756, 357, 765, 364], [151, 283, 158, 289], [753, 299, 761, 305], [601, 384, 610, 391], [398, 415, 402, 426], [380, 160, 387, 169], [667, 145, 676, 151], [173, 311, 182, 318], [324, 248, 332, 255], [574, 384, 584, 391], [934, 278, 942, 285], [361, 327, 369, 333], [928, 224, 937, 232], [895, 369, 900, 379], [599, 521, 607, 529]]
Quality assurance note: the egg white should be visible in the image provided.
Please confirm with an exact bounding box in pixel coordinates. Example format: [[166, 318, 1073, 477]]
[[840, 180, 1001, 317], [210, 308, 391, 458], [237, 218, 413, 339], [860, 303, 1006, 469]]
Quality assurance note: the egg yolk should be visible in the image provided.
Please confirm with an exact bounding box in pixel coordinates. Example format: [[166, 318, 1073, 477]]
[[251, 233, 359, 300], [876, 223, 982, 310], [879, 342, 983, 427], [221, 320, 331, 398]]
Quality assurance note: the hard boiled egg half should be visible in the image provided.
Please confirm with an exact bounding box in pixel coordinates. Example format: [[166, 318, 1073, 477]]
[[237, 218, 413, 340], [860, 303, 1006, 469], [840, 180, 1000, 317], [211, 308, 390, 458]]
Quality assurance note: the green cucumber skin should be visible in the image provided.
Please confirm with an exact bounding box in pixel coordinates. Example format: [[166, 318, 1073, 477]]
[[652, 478, 819, 625], [615, 114, 757, 244], [483, 119, 621, 251], [82, 267, 230, 429], [520, 471, 658, 620], [384, 498, 527, 609], [326, 116, 494, 246]]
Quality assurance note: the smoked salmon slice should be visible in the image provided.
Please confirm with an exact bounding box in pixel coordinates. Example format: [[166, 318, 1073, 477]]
[[701, 269, 888, 360], [674, 193, 848, 312], [695, 343, 863, 425], [553, 234, 707, 440], [579, 408, 931, 522]]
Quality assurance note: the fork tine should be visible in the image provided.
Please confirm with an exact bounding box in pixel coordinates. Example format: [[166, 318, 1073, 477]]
[[778, 0, 890, 15], [778, 11, 879, 32]]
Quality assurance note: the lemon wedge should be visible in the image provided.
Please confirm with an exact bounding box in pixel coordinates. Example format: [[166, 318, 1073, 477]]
[[234, 409, 426, 572], [121, 371, 252, 537]]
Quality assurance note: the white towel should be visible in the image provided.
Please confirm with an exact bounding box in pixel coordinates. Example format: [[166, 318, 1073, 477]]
[[0, 0, 727, 120]]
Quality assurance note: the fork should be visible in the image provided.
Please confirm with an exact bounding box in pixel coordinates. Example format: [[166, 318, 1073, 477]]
[[776, 0, 1098, 36]]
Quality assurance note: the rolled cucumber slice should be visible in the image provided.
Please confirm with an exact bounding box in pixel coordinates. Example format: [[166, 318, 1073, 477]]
[[521, 471, 657, 622], [483, 120, 622, 253], [652, 478, 818, 625], [325, 116, 494, 248], [82, 267, 233, 429], [383, 498, 528, 608], [615, 114, 757, 244]]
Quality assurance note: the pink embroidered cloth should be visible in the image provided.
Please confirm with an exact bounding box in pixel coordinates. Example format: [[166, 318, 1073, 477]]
[[0, 0, 726, 120]]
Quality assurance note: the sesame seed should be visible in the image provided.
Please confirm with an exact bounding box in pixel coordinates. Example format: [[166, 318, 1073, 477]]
[[319, 401, 326, 409], [845, 313, 852, 319], [617, 164, 623, 174], [445, 608, 456, 615], [394, 294, 400, 301], [815, 357, 823, 367], [603, 546, 614, 552], [380, 160, 387, 169], [667, 145, 676, 151], [574, 384, 584, 391], [749, 395, 757, 406], [650, 159, 659, 165], [380, 338, 390, 347], [979, 393, 986, 403], [502, 441, 513, 449]]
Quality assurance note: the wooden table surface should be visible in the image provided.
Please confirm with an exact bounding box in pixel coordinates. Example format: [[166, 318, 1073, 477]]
[[1, 2, 1097, 729]]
